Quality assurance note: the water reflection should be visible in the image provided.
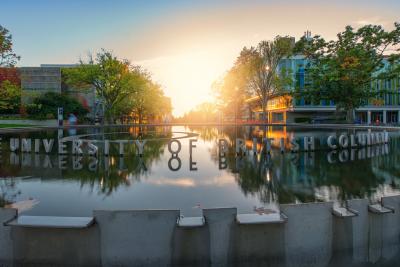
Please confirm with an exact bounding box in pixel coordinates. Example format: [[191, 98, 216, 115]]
[[0, 125, 399, 216], [191, 125, 400, 206]]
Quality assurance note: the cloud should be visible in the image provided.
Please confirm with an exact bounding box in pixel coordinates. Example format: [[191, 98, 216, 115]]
[[146, 173, 235, 188], [147, 177, 196, 187], [354, 17, 390, 27]]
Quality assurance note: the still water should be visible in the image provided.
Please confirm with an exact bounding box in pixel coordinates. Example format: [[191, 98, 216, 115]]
[[0, 125, 399, 216]]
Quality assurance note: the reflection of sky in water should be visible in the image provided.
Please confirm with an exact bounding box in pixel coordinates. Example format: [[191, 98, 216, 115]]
[[0, 126, 399, 216]]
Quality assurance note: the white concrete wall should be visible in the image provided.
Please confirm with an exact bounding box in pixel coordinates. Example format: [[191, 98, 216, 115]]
[[281, 202, 333, 267], [1, 197, 400, 266], [94, 209, 180, 266], [0, 208, 16, 267]]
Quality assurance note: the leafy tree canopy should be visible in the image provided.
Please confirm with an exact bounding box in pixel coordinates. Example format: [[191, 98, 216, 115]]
[[0, 80, 21, 114], [294, 23, 400, 122], [0, 25, 20, 67]]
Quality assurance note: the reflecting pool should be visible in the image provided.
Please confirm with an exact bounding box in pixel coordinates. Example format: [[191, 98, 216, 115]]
[[0, 125, 400, 216]]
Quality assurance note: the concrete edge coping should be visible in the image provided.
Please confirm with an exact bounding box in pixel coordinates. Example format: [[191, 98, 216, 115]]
[[332, 207, 359, 218], [236, 212, 288, 225], [1, 122, 400, 133], [177, 216, 205, 228], [368, 203, 395, 214], [3, 215, 95, 229]]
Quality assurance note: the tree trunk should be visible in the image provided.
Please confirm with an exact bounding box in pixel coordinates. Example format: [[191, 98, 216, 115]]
[[261, 99, 267, 124], [346, 108, 355, 124], [138, 110, 143, 125], [334, 106, 341, 123], [106, 115, 114, 125]]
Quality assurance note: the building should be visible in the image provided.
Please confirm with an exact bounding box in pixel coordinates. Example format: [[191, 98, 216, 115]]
[[19, 67, 62, 103], [245, 52, 400, 124], [17, 65, 96, 118]]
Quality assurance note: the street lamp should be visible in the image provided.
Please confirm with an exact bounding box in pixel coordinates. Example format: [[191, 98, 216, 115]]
[[234, 86, 239, 125], [264, 65, 270, 123]]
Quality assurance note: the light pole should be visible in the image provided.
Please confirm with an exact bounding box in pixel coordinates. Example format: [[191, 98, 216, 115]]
[[234, 86, 239, 125], [265, 65, 270, 123]]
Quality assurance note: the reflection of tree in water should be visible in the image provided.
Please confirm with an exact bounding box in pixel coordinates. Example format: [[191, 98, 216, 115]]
[[0, 157, 22, 207], [188, 125, 254, 143], [0, 127, 167, 203], [0, 179, 21, 207], [62, 127, 172, 196], [304, 151, 385, 204], [234, 153, 277, 204], [187, 126, 223, 142], [211, 127, 400, 205], [369, 138, 400, 190]]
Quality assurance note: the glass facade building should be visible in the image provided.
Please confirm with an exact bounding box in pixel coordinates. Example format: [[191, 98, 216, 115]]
[[246, 55, 400, 124]]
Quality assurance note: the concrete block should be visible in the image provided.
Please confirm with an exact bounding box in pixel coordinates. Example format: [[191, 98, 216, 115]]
[[347, 198, 369, 263], [172, 223, 210, 267], [203, 208, 236, 267], [231, 221, 285, 267], [0, 208, 17, 267], [281, 202, 333, 267], [381, 195, 400, 261], [11, 224, 100, 267], [94, 209, 179, 267], [330, 199, 369, 266], [368, 212, 384, 263]]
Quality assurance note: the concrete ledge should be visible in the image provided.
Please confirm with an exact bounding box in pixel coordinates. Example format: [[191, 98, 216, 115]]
[[4, 215, 94, 229], [236, 212, 287, 224], [332, 207, 359, 218], [368, 203, 395, 214], [177, 216, 205, 228]]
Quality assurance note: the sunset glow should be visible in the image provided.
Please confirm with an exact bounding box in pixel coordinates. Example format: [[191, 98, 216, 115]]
[[3, 0, 400, 116]]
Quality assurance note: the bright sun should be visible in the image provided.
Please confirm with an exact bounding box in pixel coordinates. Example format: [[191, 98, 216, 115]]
[[139, 49, 233, 117]]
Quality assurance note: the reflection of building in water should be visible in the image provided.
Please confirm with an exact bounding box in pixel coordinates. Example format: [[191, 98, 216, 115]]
[[221, 139, 398, 205]]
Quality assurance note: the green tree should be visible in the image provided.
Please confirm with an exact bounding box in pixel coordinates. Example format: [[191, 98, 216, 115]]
[[122, 68, 171, 124], [176, 102, 217, 123], [294, 23, 400, 122], [212, 62, 250, 122], [63, 50, 138, 123], [0, 25, 20, 67], [234, 37, 293, 122], [0, 80, 21, 114]]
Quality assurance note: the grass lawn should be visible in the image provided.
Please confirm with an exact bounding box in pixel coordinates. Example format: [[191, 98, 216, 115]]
[[0, 124, 30, 128]]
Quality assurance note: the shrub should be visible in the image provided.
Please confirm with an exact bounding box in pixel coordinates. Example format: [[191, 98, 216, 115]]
[[26, 92, 89, 120], [0, 80, 21, 114], [294, 117, 311, 123]]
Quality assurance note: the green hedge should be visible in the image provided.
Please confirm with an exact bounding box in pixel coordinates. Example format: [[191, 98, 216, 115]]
[[26, 92, 89, 120], [294, 117, 311, 123]]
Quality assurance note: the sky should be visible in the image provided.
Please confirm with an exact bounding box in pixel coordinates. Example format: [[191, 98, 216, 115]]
[[2, 0, 400, 116]]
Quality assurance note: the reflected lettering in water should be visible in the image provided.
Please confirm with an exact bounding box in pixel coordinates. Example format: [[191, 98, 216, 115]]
[[0, 125, 399, 216]]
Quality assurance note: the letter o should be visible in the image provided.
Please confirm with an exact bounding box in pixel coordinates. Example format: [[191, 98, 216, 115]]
[[168, 140, 181, 154], [338, 135, 349, 148], [168, 155, 181, 171], [327, 136, 337, 149], [338, 150, 349, 162]]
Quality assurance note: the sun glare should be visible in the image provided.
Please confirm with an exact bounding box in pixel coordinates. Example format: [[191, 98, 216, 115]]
[[139, 49, 232, 117]]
